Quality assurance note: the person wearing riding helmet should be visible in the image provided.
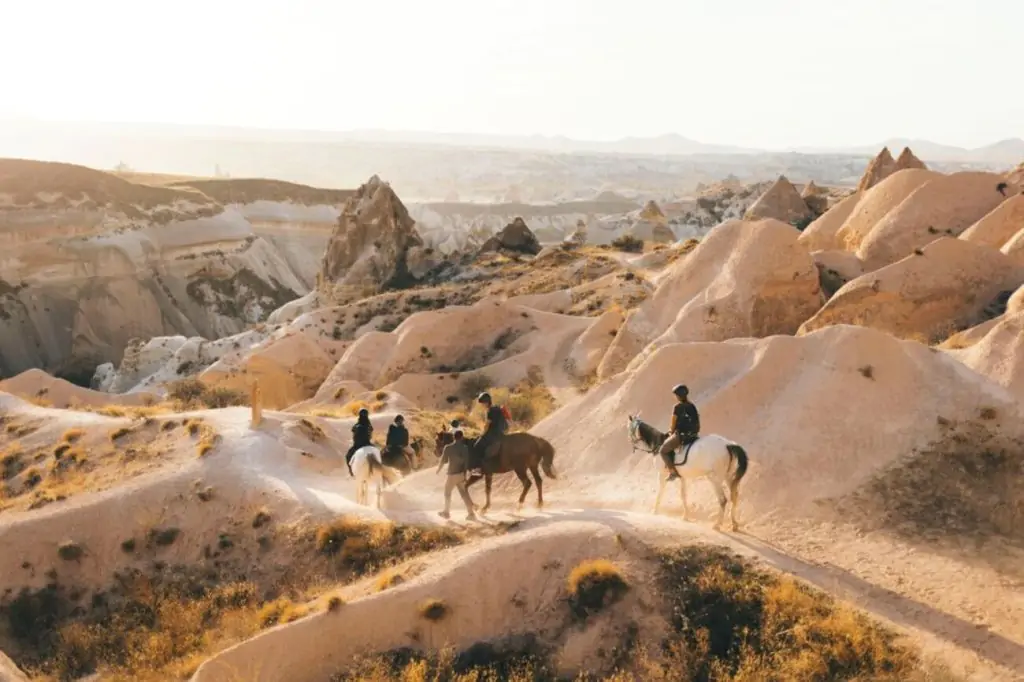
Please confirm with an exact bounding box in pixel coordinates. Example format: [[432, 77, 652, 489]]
[[473, 391, 507, 471], [386, 414, 413, 469], [345, 408, 374, 477], [659, 384, 700, 482]]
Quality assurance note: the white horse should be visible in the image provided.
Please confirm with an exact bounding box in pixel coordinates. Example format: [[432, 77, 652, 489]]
[[626, 414, 749, 530], [350, 445, 402, 508]]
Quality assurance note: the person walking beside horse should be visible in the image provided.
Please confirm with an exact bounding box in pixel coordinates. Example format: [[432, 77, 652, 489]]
[[436, 429, 477, 520]]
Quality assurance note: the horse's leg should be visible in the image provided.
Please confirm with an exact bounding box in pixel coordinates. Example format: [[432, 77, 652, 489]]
[[515, 467, 531, 510], [653, 471, 666, 514], [482, 474, 493, 513], [529, 463, 543, 508], [375, 477, 383, 509], [713, 479, 728, 529], [729, 474, 742, 532], [679, 476, 689, 521]]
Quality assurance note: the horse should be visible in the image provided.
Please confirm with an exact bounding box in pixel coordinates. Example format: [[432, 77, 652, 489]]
[[626, 414, 748, 531], [434, 430, 558, 513], [349, 445, 402, 508], [379, 443, 415, 475]]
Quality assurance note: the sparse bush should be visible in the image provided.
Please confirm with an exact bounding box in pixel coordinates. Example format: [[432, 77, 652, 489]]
[[167, 378, 246, 409], [460, 373, 493, 401], [566, 559, 628, 619], [979, 406, 997, 420], [120, 538, 136, 553], [109, 426, 132, 441], [252, 509, 272, 528], [299, 418, 327, 442], [57, 540, 84, 561], [418, 598, 449, 622], [858, 365, 874, 379], [147, 527, 180, 547], [610, 234, 644, 253], [327, 595, 344, 612]]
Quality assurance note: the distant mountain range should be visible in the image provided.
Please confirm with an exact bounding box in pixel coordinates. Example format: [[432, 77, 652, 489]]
[[1, 117, 1020, 169]]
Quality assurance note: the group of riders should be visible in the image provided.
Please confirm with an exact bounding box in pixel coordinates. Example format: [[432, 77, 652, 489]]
[[343, 382, 701, 484], [343, 391, 511, 478]]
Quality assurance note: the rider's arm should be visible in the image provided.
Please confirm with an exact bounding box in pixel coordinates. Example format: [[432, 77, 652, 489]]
[[669, 412, 678, 433]]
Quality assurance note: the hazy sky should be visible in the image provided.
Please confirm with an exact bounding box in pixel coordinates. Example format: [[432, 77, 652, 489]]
[[2, 0, 1019, 149]]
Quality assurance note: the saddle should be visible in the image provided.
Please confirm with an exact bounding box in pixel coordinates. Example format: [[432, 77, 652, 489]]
[[676, 435, 699, 467]]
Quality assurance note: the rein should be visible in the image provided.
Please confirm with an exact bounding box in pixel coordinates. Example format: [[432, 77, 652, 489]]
[[629, 419, 664, 455]]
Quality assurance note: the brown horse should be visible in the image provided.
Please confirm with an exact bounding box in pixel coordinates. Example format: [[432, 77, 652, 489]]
[[434, 430, 558, 512]]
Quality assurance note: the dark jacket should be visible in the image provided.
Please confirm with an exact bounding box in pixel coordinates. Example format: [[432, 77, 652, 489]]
[[672, 401, 700, 437], [440, 440, 471, 475], [352, 419, 373, 448], [386, 424, 409, 448], [485, 405, 508, 435]]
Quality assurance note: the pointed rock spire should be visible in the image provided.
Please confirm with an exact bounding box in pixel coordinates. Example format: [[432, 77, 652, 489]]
[[894, 147, 927, 171], [744, 175, 813, 225], [857, 147, 897, 192]]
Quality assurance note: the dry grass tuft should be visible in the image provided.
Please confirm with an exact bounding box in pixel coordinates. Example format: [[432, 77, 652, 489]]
[[979, 406, 997, 420], [327, 595, 345, 612], [566, 559, 629, 619], [314, 517, 463, 572], [331, 543, 937, 682], [298, 418, 327, 442], [167, 378, 247, 410], [109, 426, 132, 442], [374, 570, 405, 592], [61, 428, 84, 444], [147, 527, 181, 547], [257, 598, 309, 627], [858, 364, 874, 379], [418, 598, 449, 622]]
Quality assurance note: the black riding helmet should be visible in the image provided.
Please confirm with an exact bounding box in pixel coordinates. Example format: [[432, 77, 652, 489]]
[[672, 384, 689, 398], [394, 414, 404, 423], [358, 408, 369, 418], [477, 392, 492, 404]]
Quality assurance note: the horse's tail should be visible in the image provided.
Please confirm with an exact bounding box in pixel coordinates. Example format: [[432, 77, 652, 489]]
[[539, 437, 558, 479], [726, 444, 748, 493]]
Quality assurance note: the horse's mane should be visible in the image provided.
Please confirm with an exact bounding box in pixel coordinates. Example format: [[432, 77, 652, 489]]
[[636, 418, 666, 448]]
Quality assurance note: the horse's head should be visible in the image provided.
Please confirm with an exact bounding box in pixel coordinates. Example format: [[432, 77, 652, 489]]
[[433, 430, 453, 458], [626, 413, 643, 443]]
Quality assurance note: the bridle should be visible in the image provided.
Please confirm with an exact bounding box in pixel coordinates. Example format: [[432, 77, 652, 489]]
[[628, 416, 658, 455]]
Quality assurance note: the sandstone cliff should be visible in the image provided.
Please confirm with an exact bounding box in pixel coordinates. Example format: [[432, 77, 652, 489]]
[[0, 160, 345, 382]]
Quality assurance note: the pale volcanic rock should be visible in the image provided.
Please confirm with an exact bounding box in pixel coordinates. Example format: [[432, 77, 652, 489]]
[[598, 218, 821, 378], [833, 169, 940, 254], [534, 324, 1024, 510], [318, 175, 425, 303], [0, 160, 339, 380], [799, 237, 1024, 342], [894, 147, 927, 171], [854, 171, 1015, 270], [743, 175, 813, 225], [478, 217, 542, 255], [856, 147, 898, 192], [959, 195, 1024, 249], [798, 191, 863, 251], [800, 180, 828, 216]]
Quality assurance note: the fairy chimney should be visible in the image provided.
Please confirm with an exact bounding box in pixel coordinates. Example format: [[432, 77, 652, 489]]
[[894, 147, 927, 171], [318, 175, 426, 302], [857, 147, 898, 192], [744, 175, 814, 225]]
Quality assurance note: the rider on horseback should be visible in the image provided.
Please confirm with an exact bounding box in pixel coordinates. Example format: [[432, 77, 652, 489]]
[[346, 408, 374, 477], [659, 384, 700, 482], [473, 392, 508, 473], [386, 414, 413, 469]]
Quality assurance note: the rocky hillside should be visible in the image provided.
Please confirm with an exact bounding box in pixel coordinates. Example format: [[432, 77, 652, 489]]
[[0, 160, 348, 383]]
